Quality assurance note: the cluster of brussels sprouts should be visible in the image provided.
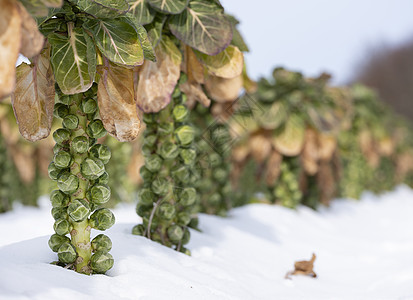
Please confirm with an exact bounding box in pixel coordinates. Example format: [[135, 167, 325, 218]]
[[48, 84, 115, 274], [191, 104, 232, 216], [0, 133, 14, 212], [132, 76, 198, 254]]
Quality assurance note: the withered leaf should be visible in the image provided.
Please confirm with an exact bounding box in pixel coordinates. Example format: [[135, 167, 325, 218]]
[[179, 81, 210, 108], [249, 133, 272, 163], [266, 150, 283, 186], [98, 58, 140, 142], [11, 47, 55, 141], [301, 129, 319, 175], [17, 2, 44, 58], [136, 36, 181, 113], [273, 114, 305, 157], [0, 0, 22, 100], [205, 74, 243, 103], [185, 46, 205, 84], [317, 132, 337, 162]]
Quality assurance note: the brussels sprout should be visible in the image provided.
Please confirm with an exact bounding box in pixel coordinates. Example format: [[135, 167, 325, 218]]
[[151, 177, 169, 195], [140, 166, 153, 182], [209, 193, 221, 205], [167, 225, 184, 244], [89, 144, 111, 164], [180, 148, 197, 165], [91, 234, 112, 252], [51, 207, 68, 220], [67, 199, 91, 222], [62, 114, 79, 130], [143, 134, 157, 147], [89, 138, 97, 147], [172, 86, 181, 98], [86, 120, 107, 139], [181, 228, 190, 245], [54, 218, 71, 235], [209, 153, 222, 168], [138, 188, 156, 206], [72, 136, 89, 154], [132, 224, 145, 236], [177, 212, 191, 226], [54, 150, 72, 169], [58, 242, 77, 264], [173, 105, 189, 122], [90, 251, 114, 274], [57, 172, 79, 194], [159, 141, 180, 160], [142, 144, 153, 156], [95, 171, 109, 185], [179, 187, 197, 206], [158, 123, 174, 136], [143, 113, 155, 124], [136, 203, 152, 216], [157, 203, 175, 220], [50, 190, 70, 208], [90, 208, 115, 231], [81, 157, 105, 180], [171, 165, 189, 183], [53, 128, 71, 145], [53, 103, 69, 119], [145, 154, 162, 172], [48, 234, 71, 252], [188, 217, 199, 229], [213, 168, 227, 184], [81, 98, 97, 114], [175, 125, 195, 146], [89, 184, 111, 205], [53, 144, 65, 155], [59, 95, 71, 105], [48, 162, 63, 181]]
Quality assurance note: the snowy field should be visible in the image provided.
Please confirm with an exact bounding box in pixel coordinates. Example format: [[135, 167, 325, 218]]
[[1, 186, 413, 300]]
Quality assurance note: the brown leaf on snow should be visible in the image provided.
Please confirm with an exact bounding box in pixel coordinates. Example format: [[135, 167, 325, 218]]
[[16, 2, 44, 58], [11, 47, 55, 142], [205, 74, 243, 103], [285, 253, 317, 279], [98, 58, 140, 142], [0, 0, 22, 100]]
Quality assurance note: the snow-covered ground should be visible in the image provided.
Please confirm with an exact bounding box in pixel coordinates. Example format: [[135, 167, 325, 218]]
[[1, 186, 413, 300]]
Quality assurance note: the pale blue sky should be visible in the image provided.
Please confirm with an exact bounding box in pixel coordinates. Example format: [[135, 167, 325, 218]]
[[221, 0, 413, 83]]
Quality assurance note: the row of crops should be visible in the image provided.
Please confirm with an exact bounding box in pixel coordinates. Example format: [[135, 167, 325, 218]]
[[1, 0, 413, 275]]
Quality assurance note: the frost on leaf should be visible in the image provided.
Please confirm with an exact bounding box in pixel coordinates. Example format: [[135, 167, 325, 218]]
[[11, 47, 55, 142], [17, 2, 44, 58], [136, 37, 181, 113], [0, 0, 22, 100], [97, 58, 140, 142], [205, 74, 243, 103]]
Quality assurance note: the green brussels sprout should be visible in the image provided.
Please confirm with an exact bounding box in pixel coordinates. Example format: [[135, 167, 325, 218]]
[[89, 144, 111, 164], [59, 95, 71, 105], [138, 188, 156, 206], [81, 98, 97, 114], [136, 203, 152, 216], [81, 157, 105, 180], [180, 247, 191, 256], [72, 136, 89, 154], [177, 212, 191, 226], [58, 242, 77, 264], [54, 150, 72, 169], [173, 105, 189, 122], [181, 228, 190, 245], [54, 218, 71, 235], [48, 234, 71, 252], [209, 193, 221, 205], [209, 153, 222, 168], [91, 251, 114, 273], [51, 207, 68, 220], [179, 187, 197, 206], [158, 123, 174, 136], [50, 190, 70, 208], [53, 103, 69, 119], [142, 144, 153, 156], [53, 128, 70, 145], [145, 154, 162, 172], [62, 114, 79, 130], [89, 184, 111, 204], [95, 171, 109, 185], [222, 182, 232, 195], [140, 166, 153, 181], [157, 203, 175, 220], [53, 144, 65, 155], [175, 125, 195, 146], [57, 172, 79, 194], [90, 208, 115, 230], [91, 234, 112, 252], [132, 224, 145, 236], [180, 148, 197, 165], [188, 217, 199, 229], [67, 199, 91, 222], [143, 113, 155, 124], [48, 162, 63, 181], [171, 165, 189, 183], [159, 141, 180, 160], [172, 86, 181, 98], [86, 120, 107, 139], [213, 168, 227, 184], [151, 177, 169, 195], [143, 134, 157, 147], [167, 225, 184, 244], [89, 138, 97, 147]]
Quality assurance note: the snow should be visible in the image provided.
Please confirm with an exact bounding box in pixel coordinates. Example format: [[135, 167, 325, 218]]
[[1, 186, 413, 299]]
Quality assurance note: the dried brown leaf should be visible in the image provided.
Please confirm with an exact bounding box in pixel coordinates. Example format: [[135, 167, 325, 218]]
[[205, 74, 243, 103], [98, 58, 140, 142], [317, 132, 337, 162], [301, 129, 319, 175], [0, 0, 22, 100], [17, 2, 44, 58], [249, 133, 272, 163], [266, 150, 282, 186], [11, 47, 55, 141], [179, 81, 210, 108], [185, 46, 204, 84], [285, 253, 317, 279], [377, 136, 394, 157]]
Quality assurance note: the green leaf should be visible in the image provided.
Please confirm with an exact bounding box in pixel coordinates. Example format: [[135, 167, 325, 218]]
[[148, 0, 188, 14], [76, 0, 129, 18], [83, 18, 144, 66], [169, 0, 232, 55], [272, 113, 305, 157], [145, 14, 166, 48], [127, 0, 156, 25], [48, 26, 96, 94], [19, 0, 49, 16], [226, 14, 249, 52]]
